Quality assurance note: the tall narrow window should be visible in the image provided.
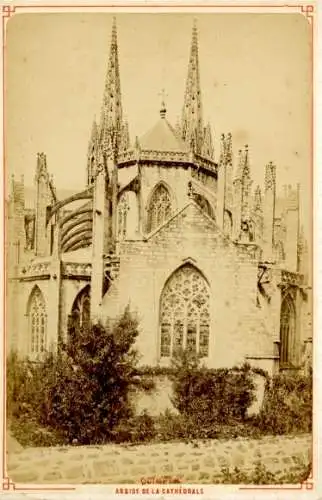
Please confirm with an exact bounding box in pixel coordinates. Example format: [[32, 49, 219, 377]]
[[147, 184, 172, 232], [28, 287, 47, 354], [280, 295, 296, 366], [71, 285, 91, 331], [160, 264, 210, 358]]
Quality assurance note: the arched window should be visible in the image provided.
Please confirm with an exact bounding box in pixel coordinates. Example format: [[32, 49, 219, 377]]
[[280, 295, 296, 366], [118, 193, 129, 240], [160, 264, 210, 358], [71, 285, 91, 331], [27, 287, 47, 354], [193, 193, 215, 219], [147, 184, 172, 232]]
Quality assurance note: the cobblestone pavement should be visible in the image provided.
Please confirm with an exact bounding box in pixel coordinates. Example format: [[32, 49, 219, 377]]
[[7, 434, 311, 485]]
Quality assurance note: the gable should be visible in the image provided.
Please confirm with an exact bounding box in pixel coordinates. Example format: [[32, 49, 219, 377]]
[[147, 201, 234, 252]]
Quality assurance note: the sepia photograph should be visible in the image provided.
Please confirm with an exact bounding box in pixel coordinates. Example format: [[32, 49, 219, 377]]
[[4, 6, 314, 490]]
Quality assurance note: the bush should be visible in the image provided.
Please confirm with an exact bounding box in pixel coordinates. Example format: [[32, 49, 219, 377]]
[[215, 460, 311, 485], [170, 349, 255, 427], [7, 307, 142, 446], [41, 307, 140, 444], [111, 410, 156, 443], [256, 370, 312, 435]]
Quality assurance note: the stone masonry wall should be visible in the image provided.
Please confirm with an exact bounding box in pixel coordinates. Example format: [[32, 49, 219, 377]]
[[100, 201, 273, 370], [7, 434, 311, 485]]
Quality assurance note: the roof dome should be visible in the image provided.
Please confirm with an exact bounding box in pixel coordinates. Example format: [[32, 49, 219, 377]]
[[139, 108, 187, 153]]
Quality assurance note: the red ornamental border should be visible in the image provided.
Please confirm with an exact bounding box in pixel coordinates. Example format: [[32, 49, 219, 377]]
[[0, 1, 315, 494]]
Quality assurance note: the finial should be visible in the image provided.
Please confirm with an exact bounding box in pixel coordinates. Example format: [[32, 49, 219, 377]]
[[159, 88, 167, 118]]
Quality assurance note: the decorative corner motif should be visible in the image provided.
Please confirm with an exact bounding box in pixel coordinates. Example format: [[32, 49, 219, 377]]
[[2, 5, 16, 18], [300, 4, 314, 23], [301, 470, 313, 490], [2, 477, 15, 491]]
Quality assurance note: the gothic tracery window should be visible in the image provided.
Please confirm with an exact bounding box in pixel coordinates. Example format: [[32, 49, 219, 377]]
[[28, 287, 47, 354], [280, 295, 296, 366], [147, 184, 172, 232], [118, 193, 130, 240], [160, 264, 210, 358], [71, 285, 91, 331]]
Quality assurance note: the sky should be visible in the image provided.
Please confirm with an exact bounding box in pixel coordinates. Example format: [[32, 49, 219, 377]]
[[5, 12, 311, 223]]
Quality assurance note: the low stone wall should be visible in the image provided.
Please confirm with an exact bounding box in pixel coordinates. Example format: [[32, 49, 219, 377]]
[[7, 434, 311, 485], [131, 371, 267, 417], [131, 375, 177, 416]]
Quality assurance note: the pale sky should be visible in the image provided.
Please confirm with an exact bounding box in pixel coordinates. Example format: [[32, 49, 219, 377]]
[[6, 12, 311, 222]]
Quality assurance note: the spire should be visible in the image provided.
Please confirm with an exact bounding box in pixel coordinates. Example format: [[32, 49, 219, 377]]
[[120, 120, 130, 151], [225, 132, 232, 165], [265, 161, 276, 191], [181, 19, 203, 154], [87, 118, 98, 185], [36, 152, 48, 182], [88, 118, 98, 152], [219, 133, 225, 165], [253, 185, 262, 212], [236, 145, 250, 181], [99, 17, 123, 157], [202, 123, 214, 158]]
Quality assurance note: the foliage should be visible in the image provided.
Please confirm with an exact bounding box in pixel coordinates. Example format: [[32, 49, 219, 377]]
[[169, 349, 255, 426], [111, 410, 157, 443], [214, 460, 311, 485], [7, 307, 141, 446], [256, 370, 313, 435], [7, 340, 312, 447]]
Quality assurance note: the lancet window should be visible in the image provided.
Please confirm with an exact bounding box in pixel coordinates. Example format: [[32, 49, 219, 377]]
[[28, 287, 47, 354], [71, 285, 91, 331], [280, 295, 296, 366], [147, 184, 172, 232], [160, 264, 210, 358]]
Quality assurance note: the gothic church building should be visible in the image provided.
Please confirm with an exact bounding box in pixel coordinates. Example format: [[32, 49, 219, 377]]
[[7, 20, 312, 375]]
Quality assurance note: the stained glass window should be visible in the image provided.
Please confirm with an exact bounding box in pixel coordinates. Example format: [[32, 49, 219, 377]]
[[147, 184, 172, 232], [280, 295, 296, 366], [28, 287, 47, 354], [160, 264, 210, 358]]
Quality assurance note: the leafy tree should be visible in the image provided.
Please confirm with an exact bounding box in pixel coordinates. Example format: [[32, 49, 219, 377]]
[[40, 306, 140, 444]]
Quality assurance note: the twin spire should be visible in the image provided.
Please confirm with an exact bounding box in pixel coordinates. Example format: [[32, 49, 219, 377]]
[[89, 17, 211, 172]]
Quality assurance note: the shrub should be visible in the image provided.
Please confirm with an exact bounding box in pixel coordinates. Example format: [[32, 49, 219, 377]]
[[216, 460, 311, 485], [170, 349, 255, 427], [257, 370, 312, 434], [41, 307, 140, 444], [7, 307, 142, 446], [111, 410, 156, 443]]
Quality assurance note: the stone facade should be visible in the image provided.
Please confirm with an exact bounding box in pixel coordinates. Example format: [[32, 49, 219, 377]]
[[6, 19, 312, 377]]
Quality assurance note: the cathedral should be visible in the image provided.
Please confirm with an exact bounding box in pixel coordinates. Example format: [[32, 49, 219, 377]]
[[6, 19, 312, 376]]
